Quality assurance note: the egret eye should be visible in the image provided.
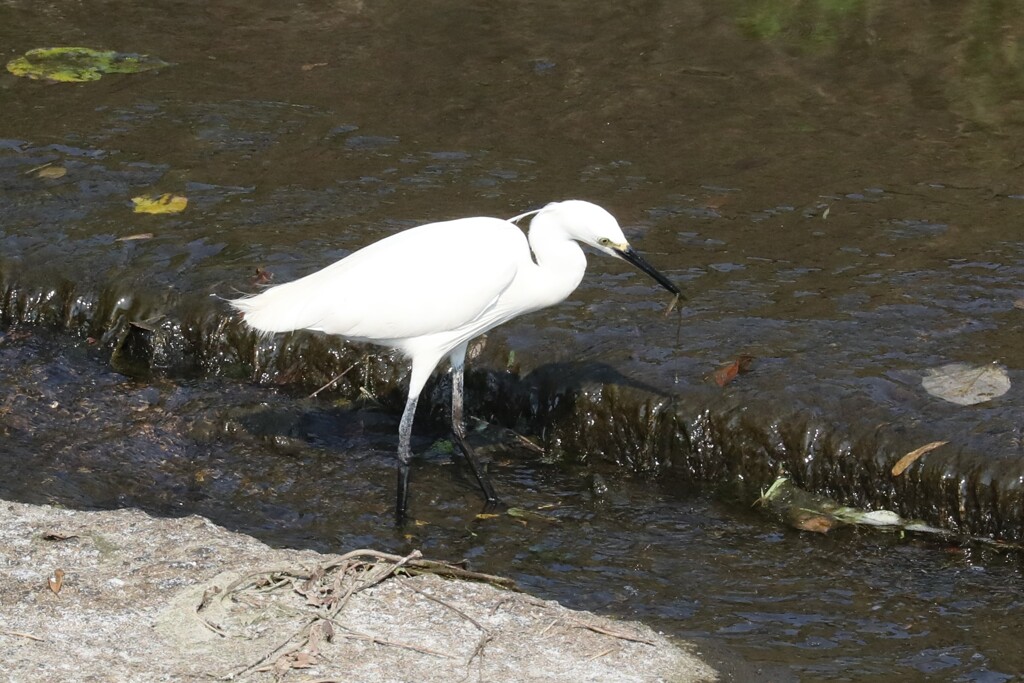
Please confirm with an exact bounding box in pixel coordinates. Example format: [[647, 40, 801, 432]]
[[597, 238, 612, 247]]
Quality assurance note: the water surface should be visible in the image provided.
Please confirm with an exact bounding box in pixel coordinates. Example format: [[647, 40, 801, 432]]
[[2, 1, 1024, 680]]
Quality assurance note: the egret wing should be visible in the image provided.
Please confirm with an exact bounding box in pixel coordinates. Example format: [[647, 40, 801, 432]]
[[238, 218, 527, 342]]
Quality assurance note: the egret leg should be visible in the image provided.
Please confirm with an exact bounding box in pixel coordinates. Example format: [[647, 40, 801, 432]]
[[449, 344, 499, 504], [395, 355, 442, 524], [395, 389, 419, 524]]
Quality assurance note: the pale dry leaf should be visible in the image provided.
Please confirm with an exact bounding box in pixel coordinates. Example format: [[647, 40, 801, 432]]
[[892, 440, 948, 476], [922, 363, 1010, 406], [856, 510, 903, 526], [36, 165, 67, 179]]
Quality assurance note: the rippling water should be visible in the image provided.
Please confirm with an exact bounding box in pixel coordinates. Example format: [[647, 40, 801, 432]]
[[3, 1, 1024, 679]]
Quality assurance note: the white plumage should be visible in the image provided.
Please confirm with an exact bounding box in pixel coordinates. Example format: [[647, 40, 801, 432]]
[[231, 199, 679, 521]]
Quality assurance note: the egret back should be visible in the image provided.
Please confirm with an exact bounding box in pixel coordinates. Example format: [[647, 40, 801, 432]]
[[231, 217, 528, 343]]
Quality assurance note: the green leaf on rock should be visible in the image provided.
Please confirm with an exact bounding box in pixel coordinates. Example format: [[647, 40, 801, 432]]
[[7, 47, 170, 83]]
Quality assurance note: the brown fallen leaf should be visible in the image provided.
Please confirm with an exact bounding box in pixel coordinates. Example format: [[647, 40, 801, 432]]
[[712, 354, 755, 387], [41, 531, 79, 541], [308, 619, 334, 655], [2, 329, 32, 343], [290, 652, 314, 669], [48, 568, 65, 595], [703, 195, 731, 210], [891, 440, 948, 477], [790, 512, 837, 534], [252, 266, 274, 285]]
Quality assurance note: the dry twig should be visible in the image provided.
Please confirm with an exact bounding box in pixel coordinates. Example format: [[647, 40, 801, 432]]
[[0, 628, 45, 642], [568, 618, 655, 646], [402, 578, 492, 667], [219, 550, 426, 680], [309, 362, 358, 399]]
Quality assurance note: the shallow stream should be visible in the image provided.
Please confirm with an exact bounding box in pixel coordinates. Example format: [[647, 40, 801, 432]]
[[3, 1, 1023, 679]]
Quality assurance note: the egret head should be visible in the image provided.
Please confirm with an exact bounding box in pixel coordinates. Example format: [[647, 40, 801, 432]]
[[538, 200, 681, 296]]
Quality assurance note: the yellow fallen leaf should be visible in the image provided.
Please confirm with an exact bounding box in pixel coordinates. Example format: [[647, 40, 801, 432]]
[[475, 513, 500, 520], [132, 193, 187, 214], [891, 440, 948, 477]]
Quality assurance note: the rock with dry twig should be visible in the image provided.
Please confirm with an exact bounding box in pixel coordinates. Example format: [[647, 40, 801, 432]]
[[0, 500, 717, 683]]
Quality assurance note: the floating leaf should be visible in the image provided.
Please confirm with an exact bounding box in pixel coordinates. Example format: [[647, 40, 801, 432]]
[[132, 193, 187, 214], [430, 438, 454, 455], [712, 354, 755, 387], [35, 165, 67, 179], [790, 511, 836, 534], [116, 233, 154, 242], [7, 47, 170, 82], [855, 510, 904, 526], [759, 476, 932, 533], [37, 166, 67, 179], [891, 440, 948, 477], [506, 507, 558, 523], [252, 267, 274, 285], [922, 363, 1010, 406], [831, 506, 904, 526]]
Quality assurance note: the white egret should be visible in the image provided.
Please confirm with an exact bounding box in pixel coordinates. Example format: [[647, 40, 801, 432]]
[[231, 200, 680, 522]]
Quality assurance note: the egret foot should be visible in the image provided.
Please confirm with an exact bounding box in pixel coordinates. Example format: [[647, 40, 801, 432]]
[[396, 461, 411, 525], [451, 430, 500, 505]]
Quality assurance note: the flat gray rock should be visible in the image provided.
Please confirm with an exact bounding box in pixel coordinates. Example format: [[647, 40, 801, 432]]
[[0, 501, 716, 683]]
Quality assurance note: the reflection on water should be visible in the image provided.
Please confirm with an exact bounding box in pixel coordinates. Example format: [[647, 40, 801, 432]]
[[3, 1, 1024, 680], [736, 0, 1024, 131]]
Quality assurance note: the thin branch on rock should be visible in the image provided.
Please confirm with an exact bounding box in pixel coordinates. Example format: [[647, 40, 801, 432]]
[[402, 577, 492, 668], [0, 628, 45, 642], [568, 618, 656, 646]]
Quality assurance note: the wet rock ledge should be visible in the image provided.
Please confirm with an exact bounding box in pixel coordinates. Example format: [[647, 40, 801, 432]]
[[3, 268, 1024, 543], [0, 500, 716, 683]]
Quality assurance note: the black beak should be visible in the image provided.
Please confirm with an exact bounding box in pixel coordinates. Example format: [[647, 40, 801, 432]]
[[615, 246, 682, 297]]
